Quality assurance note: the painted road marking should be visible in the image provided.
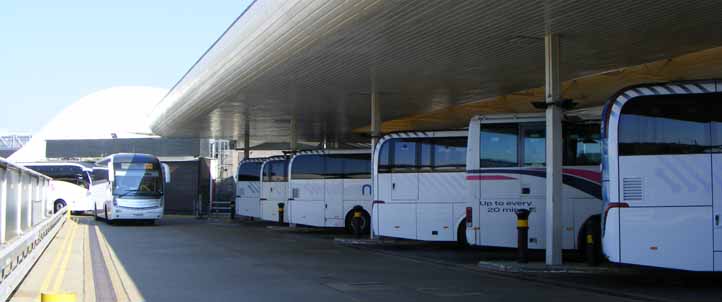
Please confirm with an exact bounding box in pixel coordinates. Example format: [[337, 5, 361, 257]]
[[39, 218, 78, 293], [52, 219, 81, 292]]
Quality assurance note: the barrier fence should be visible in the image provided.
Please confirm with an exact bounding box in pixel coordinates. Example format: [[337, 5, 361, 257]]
[[0, 157, 66, 301]]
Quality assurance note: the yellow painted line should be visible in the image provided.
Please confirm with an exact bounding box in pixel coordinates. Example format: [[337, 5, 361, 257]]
[[51, 219, 81, 291], [39, 219, 78, 292]]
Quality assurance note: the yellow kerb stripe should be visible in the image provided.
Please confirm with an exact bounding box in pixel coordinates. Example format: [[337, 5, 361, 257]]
[[40, 219, 77, 292]]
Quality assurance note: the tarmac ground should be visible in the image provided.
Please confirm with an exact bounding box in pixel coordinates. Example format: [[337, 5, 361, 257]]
[[9, 215, 722, 302]]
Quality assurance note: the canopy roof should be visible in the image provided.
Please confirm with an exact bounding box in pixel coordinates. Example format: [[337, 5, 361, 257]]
[[151, 0, 722, 147]]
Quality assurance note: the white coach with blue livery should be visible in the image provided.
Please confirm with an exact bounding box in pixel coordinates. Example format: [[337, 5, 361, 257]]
[[288, 149, 372, 233], [259, 155, 290, 222], [464, 112, 603, 251], [92, 153, 170, 224], [235, 157, 266, 219], [22, 162, 95, 214], [602, 80, 722, 271], [372, 131, 471, 243]]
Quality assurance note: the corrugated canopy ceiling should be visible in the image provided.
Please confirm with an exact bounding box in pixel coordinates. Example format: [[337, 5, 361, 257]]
[[150, 0, 722, 148]]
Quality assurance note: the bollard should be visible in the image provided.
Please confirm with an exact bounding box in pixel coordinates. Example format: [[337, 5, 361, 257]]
[[351, 205, 364, 238], [515, 209, 530, 264], [585, 218, 599, 266], [230, 202, 236, 220], [277, 202, 285, 224], [41, 293, 77, 302]]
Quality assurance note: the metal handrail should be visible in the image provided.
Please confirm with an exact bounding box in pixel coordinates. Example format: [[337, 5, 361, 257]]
[[0, 157, 62, 301]]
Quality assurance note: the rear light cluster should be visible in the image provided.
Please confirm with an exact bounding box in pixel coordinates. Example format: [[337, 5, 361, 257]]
[[465, 207, 473, 227], [601, 202, 628, 235], [603, 202, 629, 221]]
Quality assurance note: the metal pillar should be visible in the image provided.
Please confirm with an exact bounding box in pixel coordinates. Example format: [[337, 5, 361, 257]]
[[15, 171, 22, 235], [23, 173, 31, 230], [0, 167, 7, 244], [369, 72, 381, 240], [243, 117, 250, 160], [544, 33, 563, 265], [370, 78, 381, 149], [289, 117, 297, 151], [41, 179, 48, 218]]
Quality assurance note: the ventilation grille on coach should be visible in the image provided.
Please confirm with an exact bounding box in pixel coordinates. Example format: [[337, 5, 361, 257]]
[[622, 177, 643, 201]]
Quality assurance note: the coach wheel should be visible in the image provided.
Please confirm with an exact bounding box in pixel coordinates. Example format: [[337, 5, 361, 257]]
[[54, 200, 66, 213], [105, 205, 113, 225], [578, 215, 602, 262], [457, 219, 469, 247], [345, 209, 370, 235]]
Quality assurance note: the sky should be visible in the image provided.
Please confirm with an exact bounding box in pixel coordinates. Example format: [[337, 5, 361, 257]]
[[0, 0, 254, 135]]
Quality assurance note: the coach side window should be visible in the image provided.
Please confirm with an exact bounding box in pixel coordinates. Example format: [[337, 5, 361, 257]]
[[92, 169, 109, 184], [619, 94, 712, 155], [392, 139, 417, 173], [343, 154, 371, 179], [269, 160, 289, 182], [325, 156, 344, 179], [238, 162, 262, 181], [521, 126, 545, 167], [292, 156, 324, 180], [480, 124, 518, 167], [433, 137, 466, 172], [563, 122, 601, 165]]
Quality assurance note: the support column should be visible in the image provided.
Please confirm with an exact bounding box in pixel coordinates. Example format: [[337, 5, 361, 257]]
[[23, 173, 31, 230], [41, 179, 48, 218], [15, 171, 23, 235], [0, 167, 7, 244], [289, 117, 297, 151], [544, 33, 563, 265], [243, 117, 250, 160], [370, 77, 381, 150], [369, 71, 381, 240]]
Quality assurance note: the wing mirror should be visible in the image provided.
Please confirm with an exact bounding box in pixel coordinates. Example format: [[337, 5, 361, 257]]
[[162, 163, 171, 184], [107, 163, 115, 182]]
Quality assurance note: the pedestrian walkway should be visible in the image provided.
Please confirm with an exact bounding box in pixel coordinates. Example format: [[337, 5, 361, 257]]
[[9, 216, 143, 302]]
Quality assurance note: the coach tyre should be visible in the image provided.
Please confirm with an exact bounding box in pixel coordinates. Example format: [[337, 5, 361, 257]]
[[583, 215, 601, 266], [54, 200, 66, 213], [457, 219, 469, 247], [277, 202, 285, 224]]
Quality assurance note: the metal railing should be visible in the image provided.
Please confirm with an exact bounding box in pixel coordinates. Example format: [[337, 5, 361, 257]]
[[0, 157, 66, 301]]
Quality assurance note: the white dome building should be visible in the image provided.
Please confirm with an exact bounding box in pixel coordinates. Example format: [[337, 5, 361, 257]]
[[9, 86, 167, 162]]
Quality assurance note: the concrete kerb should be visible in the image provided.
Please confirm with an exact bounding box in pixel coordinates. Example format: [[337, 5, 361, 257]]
[[333, 237, 429, 247], [266, 225, 336, 234], [476, 260, 643, 274]]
